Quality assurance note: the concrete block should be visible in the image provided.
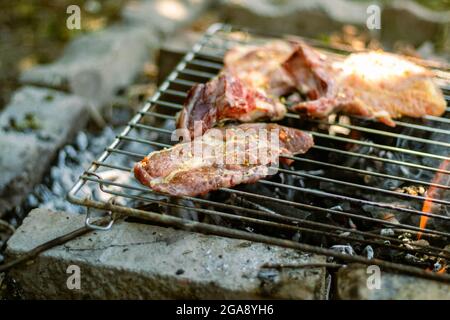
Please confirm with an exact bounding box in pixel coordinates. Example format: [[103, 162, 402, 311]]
[[0, 87, 87, 215], [20, 25, 158, 105], [6, 208, 328, 299], [336, 264, 450, 300]]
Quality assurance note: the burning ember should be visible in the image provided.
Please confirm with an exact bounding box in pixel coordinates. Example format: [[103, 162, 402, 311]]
[[418, 159, 450, 240]]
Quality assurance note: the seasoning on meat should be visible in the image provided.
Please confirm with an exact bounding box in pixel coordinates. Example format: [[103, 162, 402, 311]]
[[134, 123, 314, 197], [176, 73, 286, 139], [284, 42, 446, 126], [224, 40, 296, 96]]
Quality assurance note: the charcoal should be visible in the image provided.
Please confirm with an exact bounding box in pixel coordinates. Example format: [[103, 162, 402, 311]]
[[75, 131, 88, 151], [380, 228, 395, 236], [64, 145, 78, 162], [404, 253, 423, 264], [330, 244, 355, 256], [291, 231, 301, 242], [362, 245, 374, 260], [166, 198, 199, 221], [433, 262, 443, 272]]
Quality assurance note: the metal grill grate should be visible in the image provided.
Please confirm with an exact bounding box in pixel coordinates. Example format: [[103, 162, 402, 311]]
[[68, 23, 450, 282]]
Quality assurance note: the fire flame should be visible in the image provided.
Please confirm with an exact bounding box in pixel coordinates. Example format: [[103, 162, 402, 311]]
[[426, 265, 448, 274], [417, 159, 449, 240], [438, 266, 447, 274]]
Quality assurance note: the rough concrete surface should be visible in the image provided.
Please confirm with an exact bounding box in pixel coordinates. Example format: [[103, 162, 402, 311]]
[[0, 87, 87, 215], [20, 25, 158, 105], [6, 209, 328, 299], [336, 264, 450, 300], [0, 134, 50, 216], [220, 0, 449, 49], [122, 0, 214, 36], [220, 0, 368, 38], [381, 0, 450, 47]]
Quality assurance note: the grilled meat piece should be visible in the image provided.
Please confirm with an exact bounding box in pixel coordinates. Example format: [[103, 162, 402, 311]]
[[134, 123, 313, 196], [284, 42, 446, 126], [177, 41, 298, 138], [224, 40, 296, 96], [177, 73, 286, 139]]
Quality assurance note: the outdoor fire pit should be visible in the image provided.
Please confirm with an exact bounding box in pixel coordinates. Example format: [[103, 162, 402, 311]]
[[2, 0, 450, 308], [66, 24, 450, 284]]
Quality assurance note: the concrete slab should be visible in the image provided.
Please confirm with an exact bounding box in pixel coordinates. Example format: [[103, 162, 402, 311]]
[[336, 264, 450, 300], [0, 87, 87, 215], [20, 25, 158, 105], [381, 0, 450, 47], [220, 0, 367, 38], [122, 0, 214, 36], [6, 208, 328, 299]]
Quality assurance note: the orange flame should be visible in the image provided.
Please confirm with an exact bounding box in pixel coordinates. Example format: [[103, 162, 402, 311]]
[[426, 265, 447, 273], [438, 266, 447, 274], [417, 159, 449, 240]]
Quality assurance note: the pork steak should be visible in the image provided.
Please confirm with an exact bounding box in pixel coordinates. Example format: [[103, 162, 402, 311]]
[[134, 123, 313, 196]]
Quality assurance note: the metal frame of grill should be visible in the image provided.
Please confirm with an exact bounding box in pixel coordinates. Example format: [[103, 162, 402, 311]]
[[68, 23, 450, 282]]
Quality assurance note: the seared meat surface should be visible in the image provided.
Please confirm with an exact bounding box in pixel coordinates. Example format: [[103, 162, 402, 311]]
[[177, 73, 286, 139], [177, 41, 296, 138], [224, 40, 296, 96], [134, 123, 313, 196], [284, 42, 446, 126], [178, 40, 445, 133]]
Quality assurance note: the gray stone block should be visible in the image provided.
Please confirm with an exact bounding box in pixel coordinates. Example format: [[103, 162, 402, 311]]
[[122, 0, 215, 36], [381, 0, 450, 47], [0, 87, 88, 145], [157, 30, 201, 84], [0, 87, 87, 215], [221, 0, 449, 50], [336, 264, 450, 300], [0, 134, 50, 216], [20, 25, 158, 105], [220, 0, 368, 38], [6, 208, 327, 299]]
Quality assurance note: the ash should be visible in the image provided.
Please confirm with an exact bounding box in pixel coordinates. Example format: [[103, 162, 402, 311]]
[[27, 127, 119, 214]]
